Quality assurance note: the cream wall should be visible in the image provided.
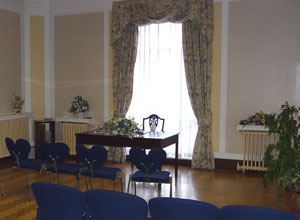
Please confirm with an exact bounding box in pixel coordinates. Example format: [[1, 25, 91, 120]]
[[226, 0, 300, 154], [0, 9, 21, 114], [54, 12, 105, 124]]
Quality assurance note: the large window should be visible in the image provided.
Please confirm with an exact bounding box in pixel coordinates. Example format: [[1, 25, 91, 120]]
[[127, 23, 197, 159]]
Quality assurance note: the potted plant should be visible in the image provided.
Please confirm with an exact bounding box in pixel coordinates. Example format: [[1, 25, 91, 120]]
[[264, 102, 300, 216], [12, 93, 25, 114], [68, 95, 89, 118], [97, 114, 143, 139]]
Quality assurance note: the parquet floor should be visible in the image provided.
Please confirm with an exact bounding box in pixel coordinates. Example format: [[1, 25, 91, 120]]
[[0, 161, 288, 219]]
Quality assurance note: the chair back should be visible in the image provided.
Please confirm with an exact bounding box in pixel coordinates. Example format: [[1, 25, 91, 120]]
[[76, 144, 107, 169], [219, 205, 300, 220], [5, 137, 16, 158], [143, 114, 165, 132], [130, 147, 166, 174], [85, 189, 148, 220], [149, 197, 219, 220], [5, 138, 31, 161], [15, 138, 31, 160], [41, 141, 69, 165], [32, 182, 85, 220]]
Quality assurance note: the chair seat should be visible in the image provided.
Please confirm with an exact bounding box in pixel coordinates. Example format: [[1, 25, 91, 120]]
[[13, 159, 48, 170], [47, 163, 84, 175], [81, 167, 121, 180], [132, 171, 170, 183]]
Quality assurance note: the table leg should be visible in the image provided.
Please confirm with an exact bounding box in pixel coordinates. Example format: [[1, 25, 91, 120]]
[[175, 139, 178, 178]]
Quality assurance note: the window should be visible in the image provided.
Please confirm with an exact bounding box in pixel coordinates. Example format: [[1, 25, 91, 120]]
[[127, 22, 197, 159]]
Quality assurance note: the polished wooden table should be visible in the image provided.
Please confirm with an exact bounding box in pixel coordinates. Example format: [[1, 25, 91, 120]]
[[76, 130, 179, 177]]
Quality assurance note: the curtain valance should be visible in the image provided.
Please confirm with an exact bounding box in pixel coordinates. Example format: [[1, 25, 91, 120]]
[[111, 0, 213, 45]]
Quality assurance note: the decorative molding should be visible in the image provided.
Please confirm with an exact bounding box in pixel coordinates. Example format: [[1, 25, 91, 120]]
[[219, 0, 228, 154], [24, 0, 49, 15], [104, 12, 109, 121], [237, 125, 269, 132], [0, 112, 34, 121], [56, 117, 92, 124], [0, 0, 23, 13], [214, 152, 243, 160], [50, 0, 114, 15]]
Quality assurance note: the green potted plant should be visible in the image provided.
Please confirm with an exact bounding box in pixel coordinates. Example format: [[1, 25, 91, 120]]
[[264, 102, 300, 216], [12, 93, 25, 114], [68, 95, 89, 118]]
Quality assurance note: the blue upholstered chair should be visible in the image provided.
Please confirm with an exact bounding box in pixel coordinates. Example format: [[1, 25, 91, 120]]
[[76, 144, 123, 191], [41, 142, 84, 187], [128, 147, 172, 197], [85, 189, 148, 220], [219, 205, 300, 220], [1, 138, 48, 198], [32, 182, 85, 220], [149, 197, 219, 220]]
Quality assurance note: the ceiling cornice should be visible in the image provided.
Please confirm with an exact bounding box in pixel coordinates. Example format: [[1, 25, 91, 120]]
[[0, 0, 23, 13], [50, 0, 114, 15]]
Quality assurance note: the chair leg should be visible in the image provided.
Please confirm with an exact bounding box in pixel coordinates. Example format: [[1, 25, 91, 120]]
[[85, 176, 89, 190], [169, 177, 172, 198], [127, 174, 132, 193], [57, 172, 61, 184], [1, 167, 15, 196], [89, 176, 93, 189], [75, 174, 81, 189], [119, 176, 123, 192], [113, 172, 121, 191], [24, 170, 29, 190], [48, 172, 52, 183], [134, 182, 137, 195]]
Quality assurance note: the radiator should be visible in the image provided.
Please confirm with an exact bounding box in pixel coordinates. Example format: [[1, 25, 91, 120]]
[[237, 131, 278, 172], [0, 118, 29, 158], [62, 122, 88, 155]]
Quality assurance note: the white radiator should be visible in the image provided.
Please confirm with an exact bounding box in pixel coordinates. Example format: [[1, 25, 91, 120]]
[[0, 118, 29, 158], [237, 131, 278, 172], [62, 122, 88, 155]]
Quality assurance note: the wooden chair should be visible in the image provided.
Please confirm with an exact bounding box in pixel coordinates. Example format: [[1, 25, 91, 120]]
[[143, 114, 165, 132]]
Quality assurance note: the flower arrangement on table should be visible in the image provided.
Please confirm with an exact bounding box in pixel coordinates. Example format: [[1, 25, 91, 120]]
[[68, 95, 89, 114], [239, 111, 270, 126], [96, 114, 144, 139], [12, 93, 25, 113]]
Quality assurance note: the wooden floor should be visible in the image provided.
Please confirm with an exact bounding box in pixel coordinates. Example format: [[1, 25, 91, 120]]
[[0, 161, 288, 220]]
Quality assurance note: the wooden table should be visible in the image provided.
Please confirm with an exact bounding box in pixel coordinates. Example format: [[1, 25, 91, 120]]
[[76, 130, 179, 177]]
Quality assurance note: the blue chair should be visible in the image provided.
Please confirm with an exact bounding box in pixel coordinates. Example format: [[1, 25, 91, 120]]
[[1, 138, 48, 198], [149, 197, 219, 220], [85, 189, 148, 220], [32, 182, 85, 220], [219, 205, 300, 220], [76, 144, 123, 191], [128, 147, 172, 197], [41, 141, 84, 187]]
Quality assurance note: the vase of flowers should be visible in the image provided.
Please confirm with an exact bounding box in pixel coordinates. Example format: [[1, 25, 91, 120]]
[[68, 95, 89, 118], [97, 114, 144, 139], [12, 93, 25, 114], [240, 111, 270, 126]]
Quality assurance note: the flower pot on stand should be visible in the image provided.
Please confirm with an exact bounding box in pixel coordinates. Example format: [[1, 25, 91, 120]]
[[76, 112, 84, 118], [284, 190, 300, 217], [14, 108, 22, 114]]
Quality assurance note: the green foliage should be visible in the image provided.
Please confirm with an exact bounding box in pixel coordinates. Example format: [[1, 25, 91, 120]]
[[97, 114, 144, 139], [68, 95, 89, 113], [264, 102, 300, 195], [12, 93, 25, 109]]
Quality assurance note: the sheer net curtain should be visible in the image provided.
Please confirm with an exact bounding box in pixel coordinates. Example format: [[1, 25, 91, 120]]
[[126, 22, 197, 159]]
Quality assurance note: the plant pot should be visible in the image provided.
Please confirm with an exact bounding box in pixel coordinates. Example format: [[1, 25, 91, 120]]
[[284, 190, 300, 217], [76, 112, 84, 118], [14, 108, 22, 114]]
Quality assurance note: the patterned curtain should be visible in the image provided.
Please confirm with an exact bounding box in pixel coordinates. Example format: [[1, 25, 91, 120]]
[[111, 0, 215, 168], [183, 11, 214, 169]]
